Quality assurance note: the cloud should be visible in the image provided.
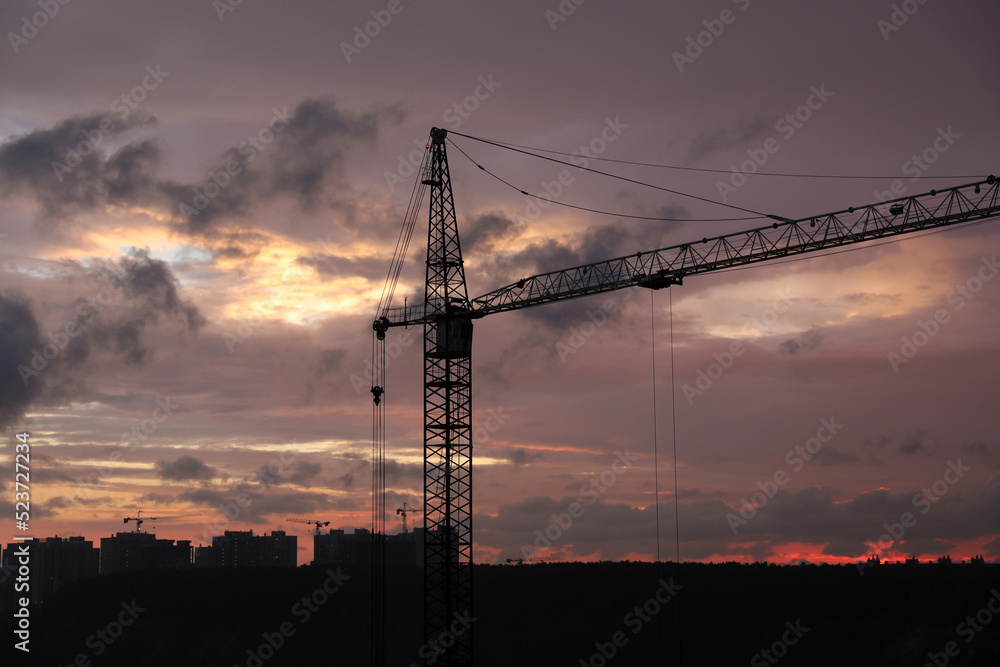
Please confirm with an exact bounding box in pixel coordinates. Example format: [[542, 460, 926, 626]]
[[685, 116, 771, 162], [295, 254, 387, 282], [287, 461, 323, 486], [862, 435, 890, 450], [302, 349, 346, 403], [778, 329, 823, 354], [0, 112, 160, 218], [501, 447, 543, 469], [0, 99, 402, 238], [840, 292, 902, 305], [899, 428, 927, 455], [960, 442, 991, 457], [163, 98, 401, 237], [463, 211, 525, 254], [0, 250, 204, 426], [812, 446, 861, 466], [0, 292, 45, 428], [138, 493, 175, 505], [156, 455, 215, 482]]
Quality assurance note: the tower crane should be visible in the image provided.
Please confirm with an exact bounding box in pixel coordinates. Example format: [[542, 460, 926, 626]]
[[287, 517, 331, 535], [122, 510, 201, 533], [371, 127, 1000, 666], [396, 502, 422, 534]]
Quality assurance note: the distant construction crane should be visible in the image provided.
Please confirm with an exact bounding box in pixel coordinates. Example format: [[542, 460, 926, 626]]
[[287, 517, 331, 535], [396, 502, 422, 534], [370, 126, 1000, 666], [123, 510, 201, 533]]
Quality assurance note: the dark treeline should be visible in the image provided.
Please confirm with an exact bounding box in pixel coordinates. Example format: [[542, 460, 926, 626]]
[[3, 561, 999, 666]]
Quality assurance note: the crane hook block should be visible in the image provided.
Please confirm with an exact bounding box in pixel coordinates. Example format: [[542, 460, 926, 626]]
[[371, 386, 384, 405]]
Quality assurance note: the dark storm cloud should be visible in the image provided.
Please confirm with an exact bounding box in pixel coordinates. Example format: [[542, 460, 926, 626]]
[[0, 292, 45, 428], [463, 211, 525, 254], [862, 435, 890, 450], [302, 349, 347, 403], [778, 329, 824, 354], [685, 116, 772, 163], [0, 250, 203, 426], [840, 292, 902, 305], [0, 112, 160, 217], [472, 220, 666, 335], [477, 472, 1000, 561], [899, 428, 928, 455], [45, 495, 115, 510], [113, 249, 206, 331], [247, 460, 325, 488], [165, 98, 401, 237], [295, 254, 386, 282], [811, 446, 861, 466], [0, 99, 400, 237], [155, 455, 215, 482], [138, 493, 175, 505], [960, 442, 991, 457], [285, 461, 324, 486], [267, 98, 393, 203], [178, 485, 357, 525], [501, 447, 543, 469], [478, 495, 658, 560]]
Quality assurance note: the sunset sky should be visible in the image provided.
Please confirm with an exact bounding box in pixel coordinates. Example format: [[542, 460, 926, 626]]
[[1, 0, 998, 567]]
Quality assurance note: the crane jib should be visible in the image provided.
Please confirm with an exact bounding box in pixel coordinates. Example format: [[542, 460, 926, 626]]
[[374, 175, 998, 329]]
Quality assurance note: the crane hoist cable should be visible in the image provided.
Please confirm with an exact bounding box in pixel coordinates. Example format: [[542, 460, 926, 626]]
[[447, 137, 762, 223], [448, 130, 784, 219], [370, 134, 433, 667], [447, 131, 984, 180]]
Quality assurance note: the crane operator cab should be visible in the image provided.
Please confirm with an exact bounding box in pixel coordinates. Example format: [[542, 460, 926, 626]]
[[431, 316, 473, 358]]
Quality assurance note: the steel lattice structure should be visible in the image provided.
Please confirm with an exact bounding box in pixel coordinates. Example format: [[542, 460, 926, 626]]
[[373, 128, 999, 666], [420, 128, 473, 666]]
